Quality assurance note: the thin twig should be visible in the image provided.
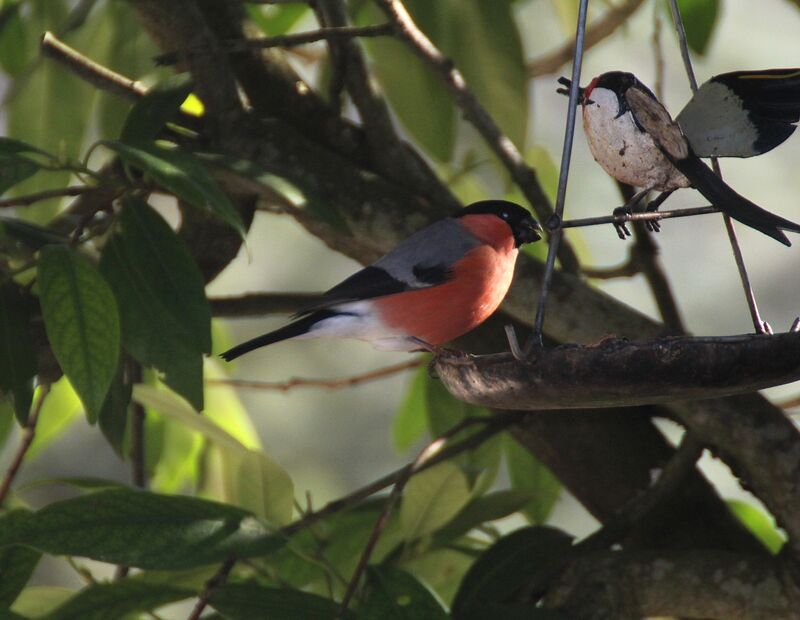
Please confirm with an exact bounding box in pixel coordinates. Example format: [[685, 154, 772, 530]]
[[525, 0, 589, 354], [0, 186, 94, 209], [374, 0, 580, 274], [0, 384, 51, 508], [155, 24, 394, 65], [527, 0, 646, 77], [337, 414, 511, 616], [281, 412, 524, 538], [187, 557, 236, 620], [40, 31, 146, 101], [210, 359, 423, 391], [666, 0, 766, 334], [557, 204, 719, 229]]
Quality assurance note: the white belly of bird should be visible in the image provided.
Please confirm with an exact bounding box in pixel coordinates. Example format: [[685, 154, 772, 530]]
[[582, 87, 691, 192]]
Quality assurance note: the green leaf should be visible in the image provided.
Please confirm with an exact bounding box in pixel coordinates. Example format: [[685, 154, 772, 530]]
[[434, 489, 534, 543], [6, 0, 95, 223], [245, 3, 310, 36], [0, 489, 283, 570], [452, 526, 572, 617], [39, 579, 192, 620], [392, 362, 429, 452], [210, 583, 352, 620], [0, 4, 31, 76], [102, 140, 244, 235], [133, 384, 294, 525], [0, 546, 41, 607], [401, 461, 471, 541], [673, 0, 719, 55], [100, 197, 210, 409], [10, 587, 78, 618], [445, 0, 528, 150], [98, 360, 131, 454], [361, 566, 448, 620], [358, 3, 455, 161], [0, 283, 36, 423], [37, 245, 120, 423], [505, 437, 561, 524], [26, 378, 82, 461], [121, 74, 194, 144], [0, 156, 39, 196], [727, 499, 786, 554]]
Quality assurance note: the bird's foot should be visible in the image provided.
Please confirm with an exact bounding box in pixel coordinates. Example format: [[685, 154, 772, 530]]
[[612, 206, 633, 240], [759, 320, 774, 335], [412, 338, 472, 363], [546, 213, 562, 231], [556, 76, 590, 105], [641, 190, 674, 233], [791, 318, 800, 333]]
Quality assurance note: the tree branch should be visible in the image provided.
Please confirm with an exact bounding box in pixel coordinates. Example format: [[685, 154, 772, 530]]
[[547, 549, 800, 619], [374, 0, 580, 274], [435, 331, 800, 410]]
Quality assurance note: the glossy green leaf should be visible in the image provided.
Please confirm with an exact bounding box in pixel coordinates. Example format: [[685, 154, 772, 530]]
[[357, 3, 456, 161], [102, 140, 244, 235], [38, 246, 120, 423], [133, 385, 294, 524], [210, 583, 352, 620], [727, 499, 786, 554], [505, 437, 561, 524], [0, 546, 41, 607], [361, 566, 448, 619], [0, 489, 283, 570], [100, 197, 210, 409], [39, 579, 192, 620], [0, 283, 36, 423], [392, 362, 429, 452], [401, 461, 471, 541], [452, 526, 572, 617], [121, 74, 194, 144], [673, 0, 719, 55]]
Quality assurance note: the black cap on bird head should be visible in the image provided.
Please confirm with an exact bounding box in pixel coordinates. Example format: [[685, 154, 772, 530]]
[[457, 200, 541, 247]]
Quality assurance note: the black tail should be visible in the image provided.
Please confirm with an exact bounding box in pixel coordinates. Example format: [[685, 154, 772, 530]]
[[674, 155, 800, 246], [220, 313, 324, 361]]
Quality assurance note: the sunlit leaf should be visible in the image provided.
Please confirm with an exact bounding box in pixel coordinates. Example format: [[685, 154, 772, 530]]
[[727, 499, 786, 554], [0, 490, 283, 570], [245, 3, 310, 36], [38, 246, 120, 423], [401, 461, 471, 541], [133, 384, 294, 524], [11, 587, 74, 618], [361, 566, 448, 619], [27, 379, 82, 461]]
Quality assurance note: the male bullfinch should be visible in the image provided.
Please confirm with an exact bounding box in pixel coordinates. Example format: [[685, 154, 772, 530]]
[[560, 70, 800, 245], [220, 200, 541, 360]]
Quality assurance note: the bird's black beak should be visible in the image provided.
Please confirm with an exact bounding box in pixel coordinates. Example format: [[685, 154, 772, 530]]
[[517, 217, 542, 246], [557, 76, 592, 105]]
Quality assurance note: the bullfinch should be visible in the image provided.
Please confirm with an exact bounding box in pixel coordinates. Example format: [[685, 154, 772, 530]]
[[220, 200, 541, 360], [560, 70, 800, 245]]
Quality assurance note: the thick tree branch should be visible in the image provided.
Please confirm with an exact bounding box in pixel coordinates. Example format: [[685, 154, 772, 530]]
[[435, 331, 800, 410], [547, 549, 800, 620]]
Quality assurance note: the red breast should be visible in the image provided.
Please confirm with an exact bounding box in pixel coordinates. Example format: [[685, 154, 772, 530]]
[[373, 215, 518, 344]]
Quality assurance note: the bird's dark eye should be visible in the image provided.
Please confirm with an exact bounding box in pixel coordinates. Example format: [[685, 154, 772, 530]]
[[501, 211, 509, 219]]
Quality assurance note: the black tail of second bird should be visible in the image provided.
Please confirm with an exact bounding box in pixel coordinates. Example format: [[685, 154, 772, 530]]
[[220, 313, 326, 361], [674, 155, 800, 246]]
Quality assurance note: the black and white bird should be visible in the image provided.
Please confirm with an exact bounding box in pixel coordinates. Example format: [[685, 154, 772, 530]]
[[560, 69, 800, 245]]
